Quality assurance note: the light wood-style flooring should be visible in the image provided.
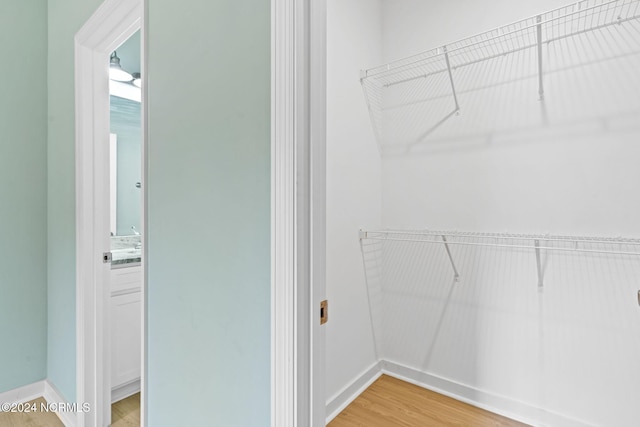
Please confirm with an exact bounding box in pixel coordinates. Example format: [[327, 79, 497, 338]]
[[3, 381, 524, 427], [112, 392, 140, 427], [0, 393, 140, 427], [0, 397, 64, 427], [328, 375, 531, 427]]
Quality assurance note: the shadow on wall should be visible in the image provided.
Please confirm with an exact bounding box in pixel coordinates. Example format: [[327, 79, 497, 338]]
[[359, 233, 640, 426], [362, 2, 640, 156], [354, 2, 640, 425]]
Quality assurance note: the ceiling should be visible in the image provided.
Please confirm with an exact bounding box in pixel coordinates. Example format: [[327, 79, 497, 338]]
[[113, 30, 141, 76]]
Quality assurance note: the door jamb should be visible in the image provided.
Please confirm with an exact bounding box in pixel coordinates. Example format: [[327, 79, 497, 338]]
[[75, 0, 143, 425], [76, 0, 325, 425], [271, 0, 326, 426]]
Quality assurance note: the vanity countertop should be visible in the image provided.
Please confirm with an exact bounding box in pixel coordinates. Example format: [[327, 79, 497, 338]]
[[111, 235, 142, 267], [111, 247, 141, 266]]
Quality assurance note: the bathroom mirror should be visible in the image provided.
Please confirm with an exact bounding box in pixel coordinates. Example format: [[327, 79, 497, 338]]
[[109, 31, 141, 237]]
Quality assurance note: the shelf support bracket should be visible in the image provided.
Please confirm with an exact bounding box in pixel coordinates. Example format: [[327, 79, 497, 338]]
[[443, 46, 460, 112], [535, 239, 544, 290], [536, 15, 545, 101], [442, 235, 460, 282]]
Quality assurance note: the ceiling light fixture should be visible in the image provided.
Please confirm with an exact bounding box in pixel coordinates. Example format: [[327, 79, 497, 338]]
[[109, 51, 133, 82], [132, 72, 142, 88]]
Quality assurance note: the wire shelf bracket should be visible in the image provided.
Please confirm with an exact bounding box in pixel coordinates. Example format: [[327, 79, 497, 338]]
[[535, 239, 544, 290], [442, 46, 461, 113], [536, 15, 545, 101], [361, 229, 640, 292], [360, 230, 461, 283], [442, 235, 461, 282]]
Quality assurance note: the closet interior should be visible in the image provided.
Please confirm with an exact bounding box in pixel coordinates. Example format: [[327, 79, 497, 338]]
[[325, 0, 640, 426]]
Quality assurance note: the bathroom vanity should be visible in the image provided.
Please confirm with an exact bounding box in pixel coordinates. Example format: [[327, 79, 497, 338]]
[[109, 91, 143, 404], [110, 239, 142, 402]]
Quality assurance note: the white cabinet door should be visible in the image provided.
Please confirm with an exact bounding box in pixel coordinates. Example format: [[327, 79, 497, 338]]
[[111, 291, 141, 389], [111, 265, 142, 294]]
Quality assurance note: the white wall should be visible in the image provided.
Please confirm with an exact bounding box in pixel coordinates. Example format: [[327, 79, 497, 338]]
[[371, 1, 640, 426], [325, 0, 383, 410], [381, 0, 576, 62]]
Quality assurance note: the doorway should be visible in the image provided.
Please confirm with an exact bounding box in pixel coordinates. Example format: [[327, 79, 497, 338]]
[[319, 1, 640, 427], [108, 30, 143, 426], [75, 0, 144, 426]]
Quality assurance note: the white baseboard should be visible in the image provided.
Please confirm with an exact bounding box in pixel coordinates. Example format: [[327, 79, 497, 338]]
[[112, 378, 140, 403], [0, 380, 76, 427], [325, 359, 596, 427], [0, 380, 45, 405], [381, 360, 596, 427], [43, 380, 78, 427], [325, 361, 382, 424]]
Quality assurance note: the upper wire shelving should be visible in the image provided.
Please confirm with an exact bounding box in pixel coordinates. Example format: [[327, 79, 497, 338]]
[[361, 0, 640, 154]]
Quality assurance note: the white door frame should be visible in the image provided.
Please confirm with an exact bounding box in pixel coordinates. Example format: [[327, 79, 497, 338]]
[[271, 0, 326, 426], [75, 0, 143, 426], [77, 0, 324, 425]]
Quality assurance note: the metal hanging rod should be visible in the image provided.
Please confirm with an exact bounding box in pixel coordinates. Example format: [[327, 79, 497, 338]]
[[377, 9, 640, 90], [360, 229, 640, 288], [361, 229, 640, 247], [360, 235, 640, 257], [362, 0, 640, 82]]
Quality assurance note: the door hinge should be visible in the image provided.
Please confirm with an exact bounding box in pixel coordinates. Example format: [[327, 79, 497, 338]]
[[103, 252, 112, 263], [320, 300, 328, 325]]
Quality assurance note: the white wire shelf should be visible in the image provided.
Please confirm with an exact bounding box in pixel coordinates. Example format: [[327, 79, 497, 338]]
[[360, 228, 640, 254], [360, 228, 640, 288], [361, 0, 640, 153], [363, 0, 640, 83]]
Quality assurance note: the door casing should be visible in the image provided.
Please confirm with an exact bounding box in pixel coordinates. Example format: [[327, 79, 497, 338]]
[[77, 0, 325, 426], [75, 0, 143, 425], [271, 0, 327, 426]]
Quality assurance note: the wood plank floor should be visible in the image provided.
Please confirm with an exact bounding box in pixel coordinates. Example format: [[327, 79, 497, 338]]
[[3, 380, 522, 427], [0, 397, 64, 427], [112, 392, 140, 427], [0, 394, 140, 427], [328, 375, 530, 427]]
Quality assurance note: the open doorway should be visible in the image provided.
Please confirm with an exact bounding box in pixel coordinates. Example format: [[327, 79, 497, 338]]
[[321, 1, 640, 426], [75, 0, 144, 425], [108, 30, 143, 426]]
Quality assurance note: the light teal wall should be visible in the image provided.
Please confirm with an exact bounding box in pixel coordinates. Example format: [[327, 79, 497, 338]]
[[0, 1, 48, 393], [147, 0, 271, 425], [110, 95, 142, 236], [44, 0, 271, 415], [47, 0, 103, 402]]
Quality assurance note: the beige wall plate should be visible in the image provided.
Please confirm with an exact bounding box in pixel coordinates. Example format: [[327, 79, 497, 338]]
[[320, 300, 328, 325]]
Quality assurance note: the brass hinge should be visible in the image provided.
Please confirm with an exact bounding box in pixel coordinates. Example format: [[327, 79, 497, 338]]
[[320, 300, 328, 325]]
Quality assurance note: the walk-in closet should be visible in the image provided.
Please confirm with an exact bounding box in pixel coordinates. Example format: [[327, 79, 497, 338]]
[[324, 0, 640, 425]]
